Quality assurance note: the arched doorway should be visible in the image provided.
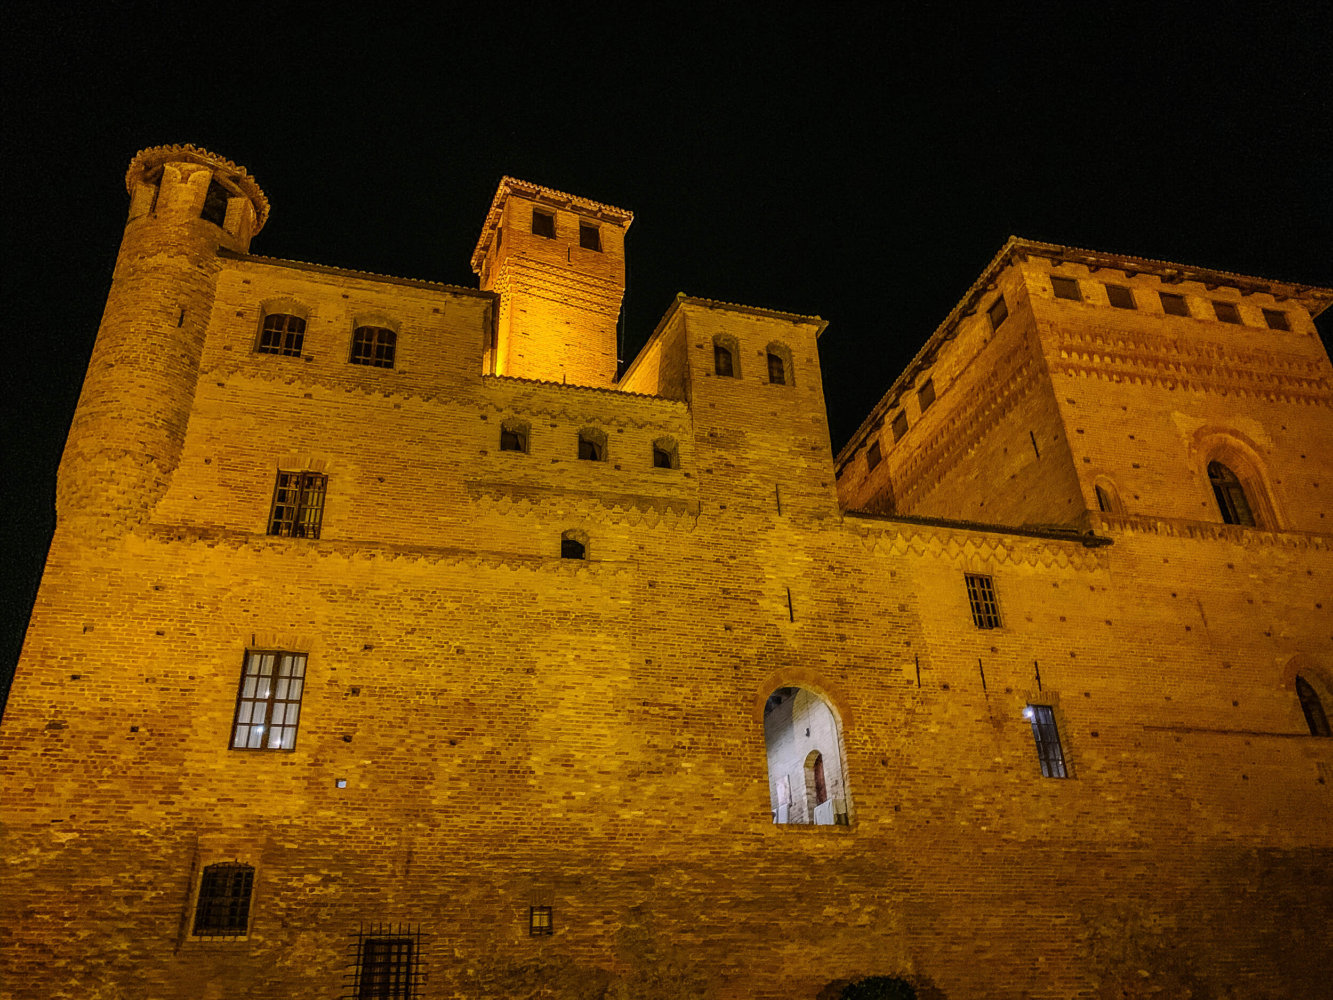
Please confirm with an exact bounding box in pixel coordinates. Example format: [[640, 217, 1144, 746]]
[[763, 686, 850, 825]]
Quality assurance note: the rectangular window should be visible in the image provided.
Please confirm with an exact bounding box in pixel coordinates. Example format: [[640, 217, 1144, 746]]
[[1159, 291, 1189, 316], [1027, 705, 1068, 778], [193, 863, 254, 937], [866, 439, 882, 470], [358, 937, 416, 998], [578, 223, 601, 251], [529, 906, 554, 936], [1261, 308, 1290, 331], [231, 650, 307, 751], [268, 471, 326, 539], [1050, 275, 1082, 301], [964, 573, 1001, 629], [257, 313, 306, 357], [1105, 284, 1136, 309], [987, 295, 1008, 330], [1212, 300, 1242, 324], [532, 209, 556, 238], [891, 411, 909, 442], [350, 326, 396, 368], [917, 378, 935, 411]]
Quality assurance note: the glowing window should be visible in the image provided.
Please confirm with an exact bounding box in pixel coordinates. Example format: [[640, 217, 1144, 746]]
[[268, 471, 326, 539], [1026, 705, 1068, 778], [192, 863, 254, 937], [350, 327, 396, 368], [529, 906, 554, 936], [964, 573, 1001, 629], [1207, 461, 1255, 527], [257, 313, 306, 357], [230, 651, 306, 751]]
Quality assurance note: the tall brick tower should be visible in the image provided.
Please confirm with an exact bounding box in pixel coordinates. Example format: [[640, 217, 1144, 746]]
[[58, 144, 268, 528], [470, 177, 632, 386]]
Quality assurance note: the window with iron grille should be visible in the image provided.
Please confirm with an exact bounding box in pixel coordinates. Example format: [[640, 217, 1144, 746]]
[[579, 223, 601, 251], [1207, 461, 1255, 527], [201, 178, 231, 228], [1159, 291, 1189, 317], [891, 410, 909, 442], [230, 650, 307, 750], [532, 209, 555, 238], [1050, 275, 1082, 301], [1212, 300, 1242, 324], [268, 471, 327, 538], [1026, 705, 1068, 778], [529, 906, 554, 936], [346, 924, 425, 1000], [917, 378, 935, 411], [1262, 308, 1290, 331], [192, 863, 254, 937], [350, 327, 396, 368], [1105, 284, 1136, 309], [964, 573, 1001, 629], [257, 313, 306, 356], [1296, 676, 1331, 737], [987, 295, 1008, 330]]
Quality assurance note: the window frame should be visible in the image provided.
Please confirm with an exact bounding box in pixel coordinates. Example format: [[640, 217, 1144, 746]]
[[1207, 460, 1256, 527], [256, 312, 307, 357], [350, 326, 397, 368], [1296, 676, 1331, 737], [1026, 704, 1069, 778], [356, 935, 418, 999], [987, 295, 1009, 331], [767, 351, 786, 385], [268, 470, 327, 539], [529, 906, 554, 937], [714, 343, 735, 377], [917, 377, 935, 411], [191, 862, 255, 938], [964, 573, 1001, 629], [229, 649, 308, 752], [578, 223, 601, 251], [531, 208, 556, 239]]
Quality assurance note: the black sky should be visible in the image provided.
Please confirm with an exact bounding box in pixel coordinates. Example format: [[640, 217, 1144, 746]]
[[3, 3, 1330, 692]]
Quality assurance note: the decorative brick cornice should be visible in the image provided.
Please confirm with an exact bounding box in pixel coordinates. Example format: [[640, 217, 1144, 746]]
[[464, 479, 700, 525], [220, 249, 495, 299], [1092, 511, 1333, 550], [846, 513, 1111, 572]]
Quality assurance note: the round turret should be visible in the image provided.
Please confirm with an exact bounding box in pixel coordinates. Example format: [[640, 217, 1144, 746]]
[[57, 145, 269, 529]]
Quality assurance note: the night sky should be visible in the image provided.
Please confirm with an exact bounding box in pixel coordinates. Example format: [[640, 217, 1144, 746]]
[[3, 4, 1330, 694]]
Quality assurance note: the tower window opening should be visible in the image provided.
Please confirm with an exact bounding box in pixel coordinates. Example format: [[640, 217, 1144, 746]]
[[866, 440, 882, 470], [201, 178, 231, 228], [529, 906, 554, 936], [269, 471, 327, 538], [964, 573, 1001, 629], [1262, 308, 1290, 331], [767, 352, 786, 385], [1051, 275, 1082, 301], [192, 862, 254, 937], [350, 326, 397, 368], [1026, 704, 1068, 778], [257, 313, 306, 357], [1159, 291, 1189, 316], [1212, 300, 1242, 324], [987, 295, 1008, 330], [532, 209, 556, 238], [764, 687, 851, 826], [1208, 461, 1255, 527], [1105, 284, 1136, 309], [891, 411, 909, 442], [578, 224, 601, 251], [715, 344, 734, 377], [230, 650, 307, 751], [917, 378, 935, 411], [1296, 676, 1330, 737]]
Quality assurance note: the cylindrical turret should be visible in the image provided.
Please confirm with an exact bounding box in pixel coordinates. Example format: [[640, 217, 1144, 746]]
[[57, 144, 268, 529]]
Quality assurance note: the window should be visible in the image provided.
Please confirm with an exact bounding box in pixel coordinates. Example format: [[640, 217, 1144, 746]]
[[357, 937, 416, 999], [1296, 676, 1331, 737], [532, 209, 555, 238], [577, 429, 605, 461], [764, 686, 851, 825], [891, 411, 909, 442], [268, 471, 327, 538], [1207, 461, 1255, 527], [257, 313, 306, 357], [1262, 308, 1290, 331], [1105, 284, 1136, 309], [812, 753, 827, 806], [652, 438, 678, 469], [578, 223, 601, 251], [230, 650, 307, 750], [499, 420, 529, 453], [1095, 484, 1113, 512], [917, 378, 935, 411], [1212, 300, 1241, 324], [1025, 705, 1068, 778], [1159, 291, 1189, 317], [767, 352, 786, 385], [714, 343, 734, 377], [560, 530, 586, 559], [964, 573, 1001, 629], [1050, 275, 1082, 301], [866, 440, 882, 470], [350, 326, 396, 368], [200, 178, 231, 228], [192, 863, 254, 937], [987, 295, 1009, 330], [529, 906, 554, 936]]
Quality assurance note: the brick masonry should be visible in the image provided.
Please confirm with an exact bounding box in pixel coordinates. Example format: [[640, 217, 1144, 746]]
[[2, 146, 1331, 999]]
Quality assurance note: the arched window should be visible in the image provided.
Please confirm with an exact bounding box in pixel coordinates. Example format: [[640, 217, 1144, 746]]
[[350, 326, 396, 368], [715, 343, 734, 377], [766, 342, 794, 386], [193, 862, 254, 937], [764, 686, 850, 826], [1093, 478, 1122, 514], [257, 313, 306, 357], [1296, 676, 1331, 737], [651, 437, 679, 469], [1208, 461, 1255, 526], [713, 335, 741, 378], [560, 529, 587, 560]]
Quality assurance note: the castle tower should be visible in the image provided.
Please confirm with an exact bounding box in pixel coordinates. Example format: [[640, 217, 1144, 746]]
[[470, 177, 632, 386], [57, 144, 268, 529]]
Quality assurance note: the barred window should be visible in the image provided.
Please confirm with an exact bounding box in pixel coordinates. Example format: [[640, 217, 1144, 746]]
[[1296, 676, 1331, 737], [1026, 705, 1068, 778], [193, 863, 254, 937], [352, 928, 422, 1000], [351, 327, 396, 368], [529, 906, 554, 936], [1105, 284, 1136, 309], [257, 313, 306, 357], [964, 573, 1001, 629], [1051, 275, 1082, 301], [1207, 461, 1255, 527], [231, 650, 307, 751], [987, 295, 1008, 330], [269, 471, 327, 538]]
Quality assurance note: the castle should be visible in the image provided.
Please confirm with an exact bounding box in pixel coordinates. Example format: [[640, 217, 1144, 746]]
[[1, 144, 1330, 999]]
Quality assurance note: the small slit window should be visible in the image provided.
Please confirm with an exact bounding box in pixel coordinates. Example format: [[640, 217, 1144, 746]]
[[1212, 300, 1242, 324], [1105, 284, 1136, 309], [350, 327, 396, 368], [1296, 676, 1331, 737], [1208, 461, 1255, 527], [529, 906, 554, 936], [268, 471, 326, 539], [964, 573, 1001, 629], [866, 440, 882, 470], [1051, 275, 1082, 301], [891, 411, 909, 442], [578, 224, 601, 251], [192, 863, 254, 937], [200, 178, 231, 228], [1159, 291, 1189, 317], [917, 378, 935, 411], [1261, 308, 1290, 331], [532, 209, 555, 239], [1025, 705, 1068, 778], [987, 296, 1009, 330], [257, 313, 306, 357]]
